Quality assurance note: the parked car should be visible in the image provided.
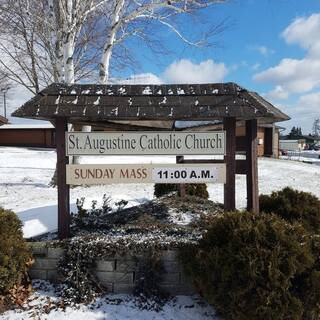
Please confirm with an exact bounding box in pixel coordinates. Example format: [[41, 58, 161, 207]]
[[280, 149, 288, 156]]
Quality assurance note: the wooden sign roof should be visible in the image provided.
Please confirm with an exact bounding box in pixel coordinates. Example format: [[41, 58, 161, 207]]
[[12, 82, 290, 123], [0, 115, 8, 125]]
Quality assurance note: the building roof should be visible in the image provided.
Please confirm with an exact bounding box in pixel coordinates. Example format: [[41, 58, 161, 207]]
[[0, 123, 54, 130], [303, 135, 320, 141], [12, 82, 290, 124], [0, 115, 8, 125]]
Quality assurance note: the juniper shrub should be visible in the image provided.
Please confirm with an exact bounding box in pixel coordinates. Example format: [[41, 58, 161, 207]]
[[0, 207, 32, 295], [260, 187, 320, 233], [180, 211, 319, 320]]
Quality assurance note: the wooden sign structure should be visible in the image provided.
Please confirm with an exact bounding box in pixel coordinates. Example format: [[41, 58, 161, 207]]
[[12, 83, 290, 239], [65, 131, 226, 187]]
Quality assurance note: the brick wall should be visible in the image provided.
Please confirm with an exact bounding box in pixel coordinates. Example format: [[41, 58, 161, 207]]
[[28, 242, 195, 295]]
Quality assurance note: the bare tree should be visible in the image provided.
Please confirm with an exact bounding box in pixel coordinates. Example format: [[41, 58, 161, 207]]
[[0, 0, 227, 87], [0, 0, 107, 92], [0, 73, 11, 118], [98, 0, 227, 84], [51, 0, 110, 85]]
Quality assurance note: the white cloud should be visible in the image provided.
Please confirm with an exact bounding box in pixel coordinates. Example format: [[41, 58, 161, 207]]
[[252, 63, 261, 71], [161, 59, 228, 84], [271, 92, 320, 134], [253, 13, 320, 96], [254, 58, 320, 93], [249, 45, 275, 57], [297, 92, 320, 112], [114, 59, 229, 85], [282, 13, 320, 58], [264, 85, 289, 100], [119, 73, 162, 84]]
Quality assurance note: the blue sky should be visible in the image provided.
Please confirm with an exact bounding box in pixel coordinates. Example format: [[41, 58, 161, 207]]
[[7, 0, 320, 133], [115, 0, 320, 134]]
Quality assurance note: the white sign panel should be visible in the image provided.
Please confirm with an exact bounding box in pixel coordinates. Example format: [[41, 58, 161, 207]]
[[66, 164, 226, 185], [66, 131, 225, 156]]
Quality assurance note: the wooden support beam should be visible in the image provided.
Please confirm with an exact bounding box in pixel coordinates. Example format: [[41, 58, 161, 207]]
[[56, 117, 70, 239], [224, 117, 236, 211], [176, 155, 186, 197], [181, 159, 224, 164], [246, 119, 259, 213]]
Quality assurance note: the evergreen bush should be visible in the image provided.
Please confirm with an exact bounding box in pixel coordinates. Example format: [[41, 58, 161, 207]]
[[154, 183, 209, 199], [184, 184, 209, 199], [0, 207, 32, 294], [180, 211, 320, 320], [260, 187, 320, 233], [154, 183, 177, 198]]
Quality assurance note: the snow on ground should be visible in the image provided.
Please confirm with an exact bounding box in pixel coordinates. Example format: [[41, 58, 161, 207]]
[[0, 147, 320, 238], [0, 281, 217, 320], [280, 150, 320, 165], [1, 147, 320, 319], [168, 208, 199, 225]]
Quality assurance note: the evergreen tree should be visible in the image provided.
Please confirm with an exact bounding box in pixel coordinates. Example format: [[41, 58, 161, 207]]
[[288, 126, 302, 139]]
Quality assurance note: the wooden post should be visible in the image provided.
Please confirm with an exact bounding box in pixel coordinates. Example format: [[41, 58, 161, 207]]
[[176, 155, 186, 197], [224, 117, 236, 211], [246, 119, 259, 213], [56, 117, 70, 239]]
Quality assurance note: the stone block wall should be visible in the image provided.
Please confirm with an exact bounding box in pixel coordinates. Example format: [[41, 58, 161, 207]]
[[28, 242, 195, 295]]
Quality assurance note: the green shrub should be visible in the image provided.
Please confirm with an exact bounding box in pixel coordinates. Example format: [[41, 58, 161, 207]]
[[0, 207, 32, 294], [154, 183, 208, 199], [260, 187, 320, 233], [154, 183, 177, 198], [180, 211, 319, 320], [184, 184, 209, 199]]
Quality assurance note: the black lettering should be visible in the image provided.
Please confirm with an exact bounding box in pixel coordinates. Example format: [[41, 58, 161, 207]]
[[68, 134, 75, 149], [190, 170, 197, 178], [84, 135, 92, 149], [140, 135, 148, 150], [201, 170, 210, 178]]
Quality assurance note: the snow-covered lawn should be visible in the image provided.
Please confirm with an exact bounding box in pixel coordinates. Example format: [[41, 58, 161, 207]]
[[1, 281, 217, 320], [1, 147, 320, 319], [0, 146, 320, 238]]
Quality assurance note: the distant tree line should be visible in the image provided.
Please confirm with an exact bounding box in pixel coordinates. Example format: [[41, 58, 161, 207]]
[[285, 118, 320, 139], [287, 126, 303, 139]]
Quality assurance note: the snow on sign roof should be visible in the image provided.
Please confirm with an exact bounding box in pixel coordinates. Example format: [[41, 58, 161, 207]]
[[0, 124, 54, 129], [11, 82, 290, 124]]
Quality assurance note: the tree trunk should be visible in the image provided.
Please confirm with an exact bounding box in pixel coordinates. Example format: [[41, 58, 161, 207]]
[[56, 34, 64, 82], [99, 0, 124, 84], [64, 34, 75, 84]]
